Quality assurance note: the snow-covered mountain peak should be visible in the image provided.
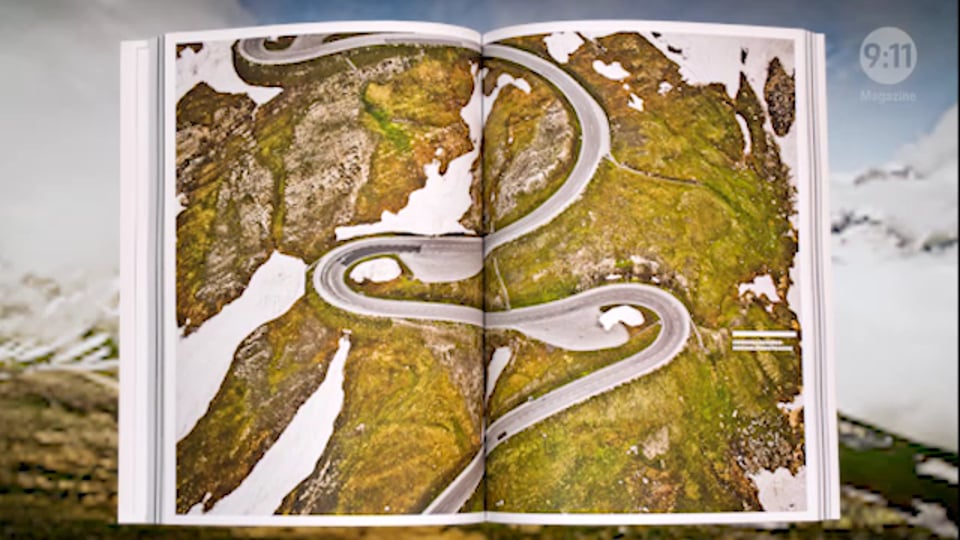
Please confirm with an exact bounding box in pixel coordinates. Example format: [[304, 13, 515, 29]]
[[832, 105, 958, 257], [0, 265, 118, 375]]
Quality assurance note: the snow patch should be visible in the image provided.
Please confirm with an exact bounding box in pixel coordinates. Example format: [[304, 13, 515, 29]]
[[592, 59, 630, 81], [749, 466, 806, 512], [486, 347, 512, 400], [349, 257, 401, 283], [334, 158, 474, 238], [628, 93, 644, 112], [658, 81, 673, 95], [335, 64, 481, 240], [176, 251, 305, 441], [909, 500, 959, 538], [599, 305, 646, 331], [777, 389, 804, 412], [208, 334, 351, 515], [461, 65, 483, 146], [171, 193, 188, 217], [738, 274, 779, 302], [786, 260, 801, 318], [641, 32, 793, 100], [176, 40, 281, 105], [735, 113, 752, 155], [482, 72, 532, 124], [916, 457, 959, 485], [543, 31, 584, 64], [187, 492, 212, 515]]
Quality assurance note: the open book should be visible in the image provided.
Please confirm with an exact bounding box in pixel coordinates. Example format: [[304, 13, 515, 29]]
[[119, 20, 838, 526]]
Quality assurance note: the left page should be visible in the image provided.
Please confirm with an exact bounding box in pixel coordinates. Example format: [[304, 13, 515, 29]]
[[162, 21, 485, 526]]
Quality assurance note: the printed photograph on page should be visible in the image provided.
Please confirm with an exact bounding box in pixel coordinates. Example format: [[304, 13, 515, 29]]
[[481, 24, 806, 515], [170, 27, 485, 517]]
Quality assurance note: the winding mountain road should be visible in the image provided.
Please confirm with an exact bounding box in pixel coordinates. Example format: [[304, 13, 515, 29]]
[[482, 44, 610, 254], [237, 33, 482, 65], [237, 32, 691, 516]]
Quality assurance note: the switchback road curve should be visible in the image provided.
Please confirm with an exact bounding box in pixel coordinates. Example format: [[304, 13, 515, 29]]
[[237, 32, 691, 516]]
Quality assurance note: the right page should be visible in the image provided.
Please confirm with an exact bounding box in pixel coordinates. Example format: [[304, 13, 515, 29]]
[[480, 20, 836, 524]]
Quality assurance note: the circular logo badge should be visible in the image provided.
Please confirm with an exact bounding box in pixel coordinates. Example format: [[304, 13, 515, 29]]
[[860, 27, 917, 85]]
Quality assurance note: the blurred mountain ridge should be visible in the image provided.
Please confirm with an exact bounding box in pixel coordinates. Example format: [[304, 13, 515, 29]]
[[0, 261, 118, 377], [831, 104, 958, 256]]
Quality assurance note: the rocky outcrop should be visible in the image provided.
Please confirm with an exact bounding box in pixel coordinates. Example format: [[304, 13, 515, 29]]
[[763, 57, 795, 137], [176, 298, 341, 513], [488, 98, 574, 225], [175, 83, 275, 335]]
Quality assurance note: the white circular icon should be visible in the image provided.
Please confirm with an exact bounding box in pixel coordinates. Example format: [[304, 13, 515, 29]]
[[860, 27, 917, 85]]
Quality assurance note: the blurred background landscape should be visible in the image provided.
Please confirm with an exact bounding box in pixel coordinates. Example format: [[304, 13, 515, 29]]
[[0, 0, 956, 537]]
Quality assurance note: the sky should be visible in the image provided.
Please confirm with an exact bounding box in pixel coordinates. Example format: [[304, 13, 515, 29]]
[[0, 0, 955, 275]]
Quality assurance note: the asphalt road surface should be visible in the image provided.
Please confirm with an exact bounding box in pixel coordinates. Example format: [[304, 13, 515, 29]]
[[236, 33, 481, 66]]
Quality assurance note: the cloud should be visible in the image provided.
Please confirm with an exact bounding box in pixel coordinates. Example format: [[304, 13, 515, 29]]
[[0, 0, 254, 276], [897, 104, 958, 177], [831, 103, 958, 450]]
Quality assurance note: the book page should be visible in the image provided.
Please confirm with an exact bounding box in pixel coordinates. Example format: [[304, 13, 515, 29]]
[[162, 21, 487, 526], [479, 21, 831, 524]]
